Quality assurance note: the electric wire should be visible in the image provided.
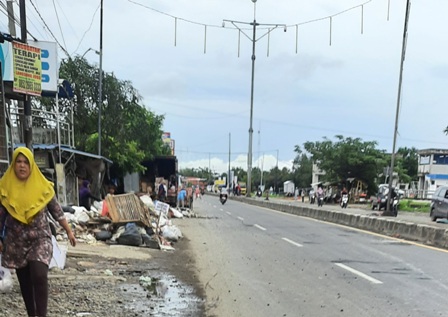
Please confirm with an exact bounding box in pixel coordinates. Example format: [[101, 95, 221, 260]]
[[0, 1, 38, 40], [54, 0, 79, 44], [28, 0, 70, 56], [20, 0, 50, 40], [72, 2, 100, 56], [52, 0, 67, 51], [127, 0, 375, 31]]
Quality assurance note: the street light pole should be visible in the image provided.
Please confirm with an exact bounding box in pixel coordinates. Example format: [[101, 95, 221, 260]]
[[223, 0, 286, 197], [247, 2, 257, 197], [385, 0, 411, 216]]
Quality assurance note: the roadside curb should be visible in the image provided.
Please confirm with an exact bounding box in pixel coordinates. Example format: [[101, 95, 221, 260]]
[[231, 196, 448, 250]]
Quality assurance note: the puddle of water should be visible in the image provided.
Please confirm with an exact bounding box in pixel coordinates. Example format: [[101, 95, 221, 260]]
[[119, 273, 203, 316]]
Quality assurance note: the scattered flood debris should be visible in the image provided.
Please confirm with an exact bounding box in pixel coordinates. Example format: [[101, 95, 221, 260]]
[[55, 193, 198, 252]]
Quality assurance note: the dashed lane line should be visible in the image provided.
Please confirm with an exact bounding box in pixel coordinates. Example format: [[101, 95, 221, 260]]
[[335, 263, 383, 284], [237, 216, 244, 221], [282, 237, 303, 247], [226, 212, 232, 216], [254, 224, 266, 231]]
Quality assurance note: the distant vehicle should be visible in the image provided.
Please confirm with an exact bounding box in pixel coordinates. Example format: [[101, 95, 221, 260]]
[[430, 185, 448, 221], [283, 180, 295, 197], [220, 187, 228, 205], [239, 182, 247, 196]]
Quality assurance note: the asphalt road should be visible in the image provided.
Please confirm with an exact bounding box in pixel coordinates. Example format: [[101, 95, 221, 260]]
[[190, 195, 448, 317]]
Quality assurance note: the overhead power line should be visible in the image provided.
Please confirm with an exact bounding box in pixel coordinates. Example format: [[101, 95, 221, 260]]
[[127, 0, 380, 51], [0, 1, 38, 40], [28, 0, 70, 57]]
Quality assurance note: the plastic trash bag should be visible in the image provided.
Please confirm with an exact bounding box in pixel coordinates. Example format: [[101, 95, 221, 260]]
[[117, 223, 142, 246], [0, 256, 13, 293], [161, 226, 179, 242]]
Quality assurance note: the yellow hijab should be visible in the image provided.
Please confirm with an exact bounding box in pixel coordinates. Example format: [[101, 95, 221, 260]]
[[0, 147, 55, 224]]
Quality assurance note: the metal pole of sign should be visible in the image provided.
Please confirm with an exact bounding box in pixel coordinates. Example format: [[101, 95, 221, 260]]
[[56, 88, 61, 163], [98, 0, 103, 157], [19, 0, 32, 150]]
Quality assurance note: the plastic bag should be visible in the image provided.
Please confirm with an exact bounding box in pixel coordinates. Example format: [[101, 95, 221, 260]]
[[117, 223, 142, 246], [0, 256, 13, 293]]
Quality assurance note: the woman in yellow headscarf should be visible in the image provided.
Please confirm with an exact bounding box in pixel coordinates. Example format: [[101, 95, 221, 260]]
[[0, 147, 76, 317]]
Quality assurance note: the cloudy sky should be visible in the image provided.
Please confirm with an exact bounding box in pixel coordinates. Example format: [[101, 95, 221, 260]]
[[2, 0, 447, 174]]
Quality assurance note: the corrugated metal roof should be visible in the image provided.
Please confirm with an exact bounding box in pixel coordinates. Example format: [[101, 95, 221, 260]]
[[14, 143, 113, 164]]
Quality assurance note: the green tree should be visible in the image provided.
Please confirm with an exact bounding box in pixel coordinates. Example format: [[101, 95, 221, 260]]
[[52, 56, 167, 175], [395, 147, 418, 184], [292, 145, 313, 189], [303, 135, 387, 195]]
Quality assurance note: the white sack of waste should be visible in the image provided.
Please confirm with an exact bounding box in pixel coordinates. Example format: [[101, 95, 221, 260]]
[[169, 225, 183, 240], [92, 201, 103, 216], [140, 195, 155, 212], [161, 226, 179, 242], [170, 207, 183, 219], [72, 207, 91, 224]]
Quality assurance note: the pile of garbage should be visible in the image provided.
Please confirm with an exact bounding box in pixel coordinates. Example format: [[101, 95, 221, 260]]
[[54, 193, 194, 251]]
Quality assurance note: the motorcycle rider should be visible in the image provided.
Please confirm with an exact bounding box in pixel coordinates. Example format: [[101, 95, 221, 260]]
[[317, 186, 324, 206], [390, 187, 399, 216], [340, 187, 348, 208], [220, 187, 228, 202], [309, 188, 315, 204]]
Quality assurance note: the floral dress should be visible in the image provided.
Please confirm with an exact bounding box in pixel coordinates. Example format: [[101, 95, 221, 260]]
[[0, 196, 65, 269]]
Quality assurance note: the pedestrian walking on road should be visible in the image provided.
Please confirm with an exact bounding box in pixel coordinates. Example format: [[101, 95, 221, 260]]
[[0, 147, 76, 317]]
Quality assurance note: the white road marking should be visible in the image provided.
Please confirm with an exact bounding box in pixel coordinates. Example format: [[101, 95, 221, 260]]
[[335, 263, 383, 284], [213, 205, 217, 208], [220, 209, 223, 211], [254, 224, 266, 231], [226, 212, 232, 216], [282, 237, 303, 247], [237, 217, 244, 221]]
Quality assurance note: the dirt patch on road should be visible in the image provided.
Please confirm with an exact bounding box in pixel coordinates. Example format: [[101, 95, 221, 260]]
[[0, 237, 206, 317]]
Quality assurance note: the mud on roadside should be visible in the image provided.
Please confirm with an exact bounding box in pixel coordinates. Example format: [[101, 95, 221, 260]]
[[0, 236, 206, 317]]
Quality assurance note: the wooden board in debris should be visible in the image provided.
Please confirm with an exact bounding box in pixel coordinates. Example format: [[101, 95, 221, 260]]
[[105, 193, 152, 227]]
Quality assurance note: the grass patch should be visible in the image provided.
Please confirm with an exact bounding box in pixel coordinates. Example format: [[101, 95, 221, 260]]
[[399, 199, 430, 213]]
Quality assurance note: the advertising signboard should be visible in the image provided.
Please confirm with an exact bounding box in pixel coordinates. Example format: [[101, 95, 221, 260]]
[[12, 42, 42, 96], [0, 40, 58, 93]]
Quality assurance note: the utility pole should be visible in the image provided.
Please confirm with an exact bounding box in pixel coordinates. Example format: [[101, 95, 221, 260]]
[[98, 0, 104, 156], [385, 0, 411, 216], [19, 0, 32, 150], [276, 149, 279, 194], [228, 133, 231, 189], [223, 0, 286, 197]]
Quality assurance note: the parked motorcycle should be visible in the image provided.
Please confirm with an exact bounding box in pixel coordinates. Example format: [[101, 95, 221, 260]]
[[340, 194, 348, 209], [220, 193, 228, 205]]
